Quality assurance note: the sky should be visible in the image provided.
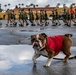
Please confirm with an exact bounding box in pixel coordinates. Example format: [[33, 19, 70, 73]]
[[0, 0, 76, 9]]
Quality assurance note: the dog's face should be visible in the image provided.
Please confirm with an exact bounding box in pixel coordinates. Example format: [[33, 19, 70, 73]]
[[31, 33, 47, 50]]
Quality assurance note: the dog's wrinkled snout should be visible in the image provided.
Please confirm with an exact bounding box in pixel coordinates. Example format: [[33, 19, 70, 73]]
[[33, 41, 39, 48]]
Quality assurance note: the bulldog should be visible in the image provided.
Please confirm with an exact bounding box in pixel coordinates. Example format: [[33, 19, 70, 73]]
[[31, 33, 73, 67]]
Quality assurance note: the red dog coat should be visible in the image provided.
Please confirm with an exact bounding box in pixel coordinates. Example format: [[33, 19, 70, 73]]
[[45, 35, 63, 56]]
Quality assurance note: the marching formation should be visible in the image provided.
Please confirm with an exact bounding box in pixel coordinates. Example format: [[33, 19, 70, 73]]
[[6, 8, 49, 27], [3, 5, 76, 27], [51, 5, 76, 27]]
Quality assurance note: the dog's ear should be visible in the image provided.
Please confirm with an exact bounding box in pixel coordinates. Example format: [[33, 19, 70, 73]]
[[41, 33, 47, 38], [31, 35, 33, 44], [31, 35, 33, 39], [69, 34, 73, 37], [65, 34, 73, 37]]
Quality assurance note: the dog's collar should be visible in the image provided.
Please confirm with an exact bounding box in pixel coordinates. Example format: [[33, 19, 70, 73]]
[[39, 46, 45, 51], [39, 39, 47, 51]]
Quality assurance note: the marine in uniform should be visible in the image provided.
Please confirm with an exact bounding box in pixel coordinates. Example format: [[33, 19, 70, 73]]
[[44, 10, 49, 26], [62, 8, 68, 25], [35, 11, 39, 25], [40, 10, 45, 26], [52, 9, 57, 26], [28, 9, 35, 26], [19, 9, 25, 27]]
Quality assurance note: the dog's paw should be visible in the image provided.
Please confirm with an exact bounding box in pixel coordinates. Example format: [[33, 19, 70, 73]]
[[33, 63, 37, 67], [63, 58, 68, 62], [34, 62, 37, 65], [43, 64, 50, 67]]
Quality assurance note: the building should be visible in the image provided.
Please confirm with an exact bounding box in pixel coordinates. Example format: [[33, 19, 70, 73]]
[[0, 7, 73, 20]]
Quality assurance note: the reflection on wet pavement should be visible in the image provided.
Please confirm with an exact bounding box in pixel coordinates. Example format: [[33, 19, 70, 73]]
[[0, 45, 76, 75], [0, 45, 32, 71]]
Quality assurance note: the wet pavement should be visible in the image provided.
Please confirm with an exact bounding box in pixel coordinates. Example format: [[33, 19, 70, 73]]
[[0, 20, 76, 75], [0, 45, 76, 75], [0, 20, 76, 45]]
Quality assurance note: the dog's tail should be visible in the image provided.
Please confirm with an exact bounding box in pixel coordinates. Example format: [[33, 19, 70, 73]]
[[65, 34, 73, 37]]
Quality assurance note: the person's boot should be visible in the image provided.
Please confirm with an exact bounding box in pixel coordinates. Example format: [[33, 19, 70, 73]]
[[14, 22, 17, 27]]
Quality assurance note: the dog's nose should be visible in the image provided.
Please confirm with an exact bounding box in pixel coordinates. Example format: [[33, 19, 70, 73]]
[[33, 42, 39, 47]]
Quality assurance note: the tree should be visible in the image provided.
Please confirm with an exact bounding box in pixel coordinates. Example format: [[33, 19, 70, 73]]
[[0, 4, 2, 12], [4, 4, 7, 8], [33, 5, 35, 8], [71, 3, 75, 7], [0, 4, 1, 9], [18, 4, 21, 8], [0, 9, 3, 12], [72, 3, 75, 6], [8, 3, 10, 9], [45, 4, 50, 8], [4, 4, 7, 11], [63, 4, 66, 7], [22, 3, 24, 8], [15, 5, 18, 8], [30, 3, 34, 6], [56, 3, 60, 8], [36, 4, 38, 7], [26, 5, 30, 7]]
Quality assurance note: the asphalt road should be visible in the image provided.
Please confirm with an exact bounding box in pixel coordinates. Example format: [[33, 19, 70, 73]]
[[1, 59, 76, 75], [0, 45, 76, 75], [0, 20, 76, 46], [0, 20, 76, 75]]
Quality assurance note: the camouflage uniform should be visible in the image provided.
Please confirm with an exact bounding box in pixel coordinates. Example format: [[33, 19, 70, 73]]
[[62, 9, 67, 20], [24, 11, 28, 20], [11, 11, 15, 20], [40, 10, 45, 21], [6, 10, 16, 27], [66, 10, 71, 20], [55, 10, 59, 20], [35, 11, 39, 20], [52, 10, 56, 20], [52, 9, 61, 26], [18, 9, 26, 27], [28, 9, 35, 26], [19, 10, 25, 20], [29, 10, 34, 21], [7, 10, 11, 20], [44, 10, 48, 21]]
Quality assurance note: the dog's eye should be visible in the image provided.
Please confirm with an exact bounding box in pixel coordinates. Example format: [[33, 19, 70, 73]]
[[38, 38, 43, 40], [32, 38, 36, 41]]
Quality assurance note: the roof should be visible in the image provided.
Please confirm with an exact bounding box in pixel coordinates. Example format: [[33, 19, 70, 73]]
[[13, 7, 55, 12]]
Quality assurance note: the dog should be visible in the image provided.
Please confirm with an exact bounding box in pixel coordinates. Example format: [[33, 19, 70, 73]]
[[31, 33, 73, 67]]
